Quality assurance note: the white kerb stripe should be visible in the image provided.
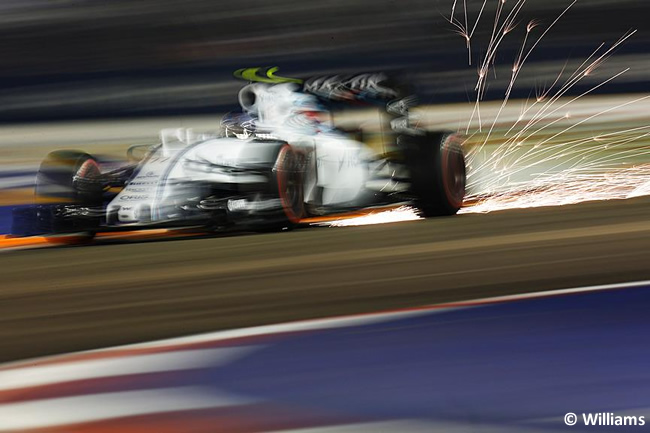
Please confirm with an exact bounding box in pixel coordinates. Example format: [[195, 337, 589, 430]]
[[0, 347, 259, 392], [0, 386, 255, 430]]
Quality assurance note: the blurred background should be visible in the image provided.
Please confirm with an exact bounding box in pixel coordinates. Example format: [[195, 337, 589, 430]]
[[0, 0, 648, 122], [1, 3, 650, 431]]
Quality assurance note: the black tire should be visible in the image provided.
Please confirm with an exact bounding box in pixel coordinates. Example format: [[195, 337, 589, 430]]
[[35, 150, 103, 243], [401, 131, 467, 216], [270, 144, 305, 229], [36, 150, 102, 204]]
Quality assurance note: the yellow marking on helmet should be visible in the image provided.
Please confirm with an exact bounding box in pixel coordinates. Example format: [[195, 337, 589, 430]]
[[266, 67, 303, 84], [234, 67, 302, 84]]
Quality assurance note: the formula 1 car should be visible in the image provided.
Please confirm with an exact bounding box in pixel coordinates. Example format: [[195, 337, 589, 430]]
[[13, 68, 466, 241]]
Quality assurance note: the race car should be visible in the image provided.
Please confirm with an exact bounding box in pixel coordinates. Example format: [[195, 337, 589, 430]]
[[12, 68, 466, 241]]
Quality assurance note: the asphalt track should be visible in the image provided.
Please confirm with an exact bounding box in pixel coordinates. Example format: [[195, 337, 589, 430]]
[[1, 196, 649, 363], [2, 282, 650, 432]]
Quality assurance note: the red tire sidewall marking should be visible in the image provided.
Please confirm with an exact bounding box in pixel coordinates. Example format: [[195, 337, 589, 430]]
[[76, 158, 100, 179], [276, 145, 303, 223], [441, 135, 464, 209]]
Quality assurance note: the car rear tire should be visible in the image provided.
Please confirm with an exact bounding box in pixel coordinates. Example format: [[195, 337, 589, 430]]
[[401, 131, 466, 216]]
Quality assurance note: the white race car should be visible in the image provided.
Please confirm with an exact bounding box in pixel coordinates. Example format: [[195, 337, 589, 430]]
[[13, 69, 466, 241]]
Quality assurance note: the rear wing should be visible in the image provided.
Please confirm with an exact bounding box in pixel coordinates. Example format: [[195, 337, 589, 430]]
[[233, 67, 418, 130], [302, 73, 407, 103], [234, 67, 414, 107]]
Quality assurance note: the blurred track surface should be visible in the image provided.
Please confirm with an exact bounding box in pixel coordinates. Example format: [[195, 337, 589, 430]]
[[2, 281, 650, 432], [1, 196, 649, 362]]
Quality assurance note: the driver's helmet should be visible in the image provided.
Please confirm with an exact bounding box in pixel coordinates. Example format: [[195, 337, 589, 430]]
[[221, 112, 256, 139], [286, 93, 332, 132]]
